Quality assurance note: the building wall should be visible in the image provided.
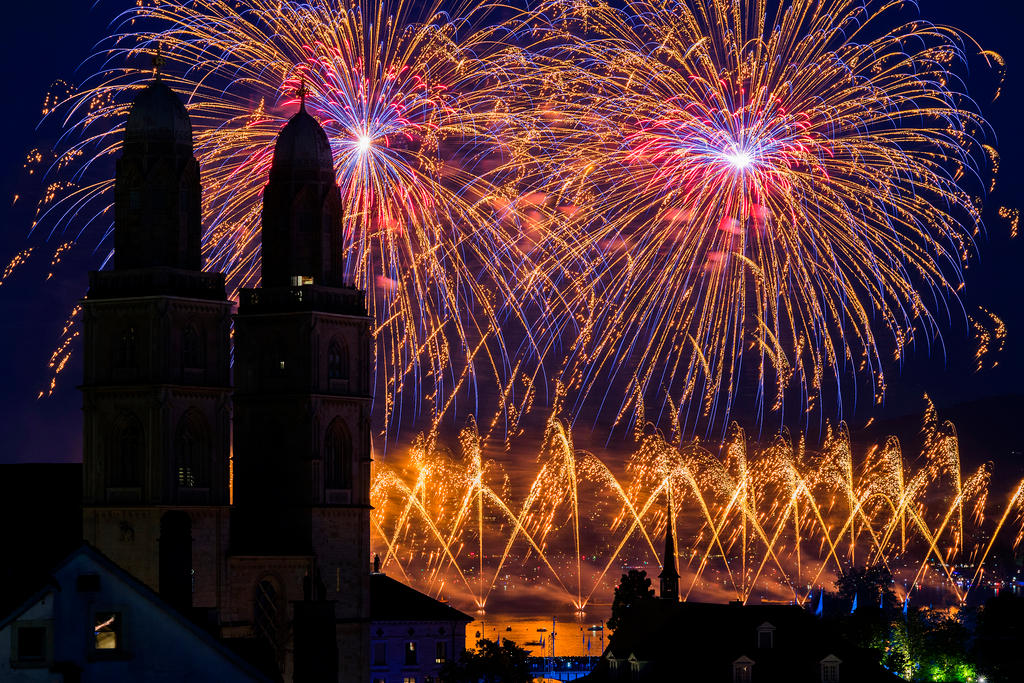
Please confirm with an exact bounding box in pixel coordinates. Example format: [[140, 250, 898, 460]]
[[82, 506, 229, 607], [369, 619, 468, 683], [0, 550, 259, 682]]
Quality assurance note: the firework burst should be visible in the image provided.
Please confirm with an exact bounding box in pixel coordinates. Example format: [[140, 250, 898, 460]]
[[36, 0, 549, 430], [510, 0, 992, 430]]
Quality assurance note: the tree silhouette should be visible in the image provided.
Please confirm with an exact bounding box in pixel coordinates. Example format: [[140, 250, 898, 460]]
[[608, 569, 655, 632], [441, 638, 532, 683]]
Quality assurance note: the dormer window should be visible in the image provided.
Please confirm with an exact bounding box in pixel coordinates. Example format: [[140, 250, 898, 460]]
[[820, 655, 841, 683], [733, 656, 754, 683], [756, 622, 775, 649]]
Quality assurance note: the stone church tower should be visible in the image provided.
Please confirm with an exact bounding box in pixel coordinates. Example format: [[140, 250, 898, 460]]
[[80, 71, 233, 612], [227, 91, 372, 682], [81, 69, 371, 682]]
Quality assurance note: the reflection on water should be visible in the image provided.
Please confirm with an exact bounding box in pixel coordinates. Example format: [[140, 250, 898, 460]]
[[466, 609, 610, 658]]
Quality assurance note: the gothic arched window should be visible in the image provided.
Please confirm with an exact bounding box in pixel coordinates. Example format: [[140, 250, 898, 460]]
[[254, 578, 282, 653], [175, 410, 209, 488], [324, 418, 353, 490], [110, 414, 143, 488], [115, 327, 137, 368], [327, 339, 349, 382], [182, 324, 203, 369]]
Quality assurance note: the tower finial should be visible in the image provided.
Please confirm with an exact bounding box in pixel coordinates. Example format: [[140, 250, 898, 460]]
[[152, 42, 166, 80], [295, 74, 308, 112]]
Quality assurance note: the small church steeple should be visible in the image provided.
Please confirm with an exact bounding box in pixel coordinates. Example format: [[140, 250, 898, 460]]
[[659, 497, 680, 601]]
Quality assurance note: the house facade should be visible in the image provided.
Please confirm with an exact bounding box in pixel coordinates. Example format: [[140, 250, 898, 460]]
[[0, 544, 267, 682]]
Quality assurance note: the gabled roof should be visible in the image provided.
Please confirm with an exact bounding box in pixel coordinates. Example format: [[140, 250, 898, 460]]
[[370, 573, 473, 623], [591, 600, 903, 682], [0, 543, 271, 681]]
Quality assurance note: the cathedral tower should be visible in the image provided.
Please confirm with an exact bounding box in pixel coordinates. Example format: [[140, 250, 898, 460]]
[[81, 64, 233, 611], [228, 90, 372, 682]]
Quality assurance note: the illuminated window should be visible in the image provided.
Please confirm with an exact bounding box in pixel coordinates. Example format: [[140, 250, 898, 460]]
[[324, 418, 353, 489], [405, 641, 417, 665], [403, 678, 416, 683], [733, 657, 753, 683], [94, 612, 122, 650], [175, 410, 209, 488], [373, 642, 386, 666], [435, 641, 447, 664], [821, 656, 841, 683]]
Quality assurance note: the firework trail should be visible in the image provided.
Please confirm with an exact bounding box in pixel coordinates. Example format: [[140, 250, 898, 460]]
[[373, 406, 1021, 609], [505, 0, 994, 432], [21, 0, 1003, 440], [35, 0, 551, 431]]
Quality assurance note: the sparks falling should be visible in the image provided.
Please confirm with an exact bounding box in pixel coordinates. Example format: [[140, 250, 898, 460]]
[[33, 0, 551, 430], [373, 407, 1020, 611], [504, 0, 994, 429]]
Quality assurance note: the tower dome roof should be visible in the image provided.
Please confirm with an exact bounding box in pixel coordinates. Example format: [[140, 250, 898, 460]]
[[125, 80, 193, 149], [272, 105, 335, 173]]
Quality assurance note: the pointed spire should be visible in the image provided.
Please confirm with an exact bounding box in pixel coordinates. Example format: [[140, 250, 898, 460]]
[[152, 42, 165, 81], [295, 74, 308, 112], [659, 495, 679, 601]]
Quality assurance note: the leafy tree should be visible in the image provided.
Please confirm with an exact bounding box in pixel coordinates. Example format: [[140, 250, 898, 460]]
[[834, 562, 899, 612], [827, 563, 900, 655], [916, 611, 973, 682], [607, 569, 655, 632], [440, 638, 532, 683], [973, 591, 1024, 682], [873, 606, 976, 682]]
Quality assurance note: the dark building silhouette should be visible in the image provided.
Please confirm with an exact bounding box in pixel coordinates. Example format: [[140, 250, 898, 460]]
[[75, 65, 373, 682], [1, 544, 269, 682], [259, 91, 345, 289], [582, 524, 901, 683], [586, 600, 902, 682], [229, 85, 372, 682], [81, 67, 233, 609]]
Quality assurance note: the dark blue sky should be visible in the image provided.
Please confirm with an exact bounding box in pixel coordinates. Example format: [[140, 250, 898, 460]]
[[1, 1, 1021, 463]]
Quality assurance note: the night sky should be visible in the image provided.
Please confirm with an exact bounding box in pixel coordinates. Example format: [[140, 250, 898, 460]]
[[1, 0, 1022, 464]]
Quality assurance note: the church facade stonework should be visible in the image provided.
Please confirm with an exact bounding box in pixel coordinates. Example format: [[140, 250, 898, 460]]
[[81, 73, 371, 682]]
